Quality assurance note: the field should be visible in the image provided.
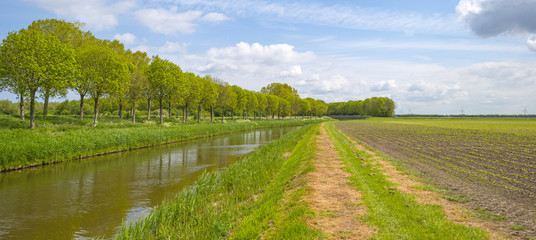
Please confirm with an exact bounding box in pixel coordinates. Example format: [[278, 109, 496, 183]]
[[335, 118, 536, 237]]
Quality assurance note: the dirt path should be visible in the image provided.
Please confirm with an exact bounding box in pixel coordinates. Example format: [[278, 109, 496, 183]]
[[344, 134, 514, 240], [305, 124, 375, 239]]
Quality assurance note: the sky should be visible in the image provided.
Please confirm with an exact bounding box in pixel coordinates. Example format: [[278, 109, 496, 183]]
[[1, 0, 536, 115]]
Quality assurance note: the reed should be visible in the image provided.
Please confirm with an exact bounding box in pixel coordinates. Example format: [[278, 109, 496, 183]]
[[0, 114, 323, 171], [115, 124, 320, 239]]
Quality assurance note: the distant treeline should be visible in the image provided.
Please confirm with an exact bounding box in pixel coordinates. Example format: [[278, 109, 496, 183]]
[[327, 97, 395, 117], [396, 114, 536, 118]]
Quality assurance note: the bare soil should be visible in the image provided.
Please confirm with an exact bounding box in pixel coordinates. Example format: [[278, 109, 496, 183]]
[[335, 121, 536, 239], [305, 124, 376, 239], [345, 134, 513, 240]]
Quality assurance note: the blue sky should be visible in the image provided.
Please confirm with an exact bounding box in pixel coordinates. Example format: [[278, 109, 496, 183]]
[[2, 0, 536, 114]]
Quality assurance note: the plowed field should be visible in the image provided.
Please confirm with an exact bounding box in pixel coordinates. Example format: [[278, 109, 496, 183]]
[[335, 118, 536, 238]]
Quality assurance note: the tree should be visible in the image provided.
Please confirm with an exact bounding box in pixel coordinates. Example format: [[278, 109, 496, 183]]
[[215, 81, 235, 121], [28, 19, 87, 117], [126, 50, 150, 124], [231, 85, 246, 120], [256, 92, 267, 120], [78, 42, 129, 127], [147, 56, 179, 124], [246, 90, 258, 120], [266, 94, 279, 119], [300, 98, 311, 119], [0, 28, 76, 128], [199, 76, 219, 122], [178, 72, 201, 122], [72, 32, 97, 120]]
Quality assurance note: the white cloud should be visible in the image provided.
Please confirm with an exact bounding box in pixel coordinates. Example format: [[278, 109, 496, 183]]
[[201, 12, 229, 22], [196, 42, 315, 73], [23, 0, 135, 31], [457, 0, 536, 37], [175, 0, 462, 34], [280, 65, 302, 77], [114, 33, 136, 45], [135, 8, 203, 35], [528, 35, 536, 51], [370, 80, 397, 92], [132, 41, 188, 55], [135, 7, 228, 35]]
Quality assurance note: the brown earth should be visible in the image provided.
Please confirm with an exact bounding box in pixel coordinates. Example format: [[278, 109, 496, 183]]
[[345, 134, 514, 240], [335, 121, 535, 239], [305, 124, 376, 239]]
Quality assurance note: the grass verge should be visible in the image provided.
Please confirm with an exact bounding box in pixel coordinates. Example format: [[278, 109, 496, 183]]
[[324, 122, 489, 239], [114, 123, 321, 239], [0, 118, 322, 171]]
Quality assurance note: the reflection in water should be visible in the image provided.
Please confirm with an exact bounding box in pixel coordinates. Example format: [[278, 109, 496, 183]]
[[0, 126, 299, 239]]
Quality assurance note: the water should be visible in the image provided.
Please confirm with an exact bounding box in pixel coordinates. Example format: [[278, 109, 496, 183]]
[[0, 126, 299, 239]]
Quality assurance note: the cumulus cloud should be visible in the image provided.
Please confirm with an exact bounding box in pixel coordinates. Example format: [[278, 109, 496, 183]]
[[196, 42, 315, 73], [528, 35, 536, 51], [456, 0, 536, 37], [135, 7, 228, 35], [114, 33, 136, 45], [370, 80, 397, 92], [24, 0, 135, 31], [280, 65, 302, 77]]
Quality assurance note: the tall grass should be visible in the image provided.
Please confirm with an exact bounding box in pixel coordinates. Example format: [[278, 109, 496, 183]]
[[115, 124, 320, 239], [325, 122, 489, 239], [0, 116, 323, 171]]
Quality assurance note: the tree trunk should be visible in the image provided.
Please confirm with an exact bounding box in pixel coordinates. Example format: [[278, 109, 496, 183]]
[[185, 103, 189, 121], [93, 97, 99, 127], [210, 106, 214, 122], [118, 100, 123, 119], [254, 111, 256, 121], [242, 109, 245, 120], [197, 105, 201, 123], [79, 95, 84, 120], [29, 90, 36, 129], [147, 99, 151, 121], [182, 107, 186, 123], [231, 109, 234, 120], [132, 102, 136, 124], [221, 108, 224, 122], [168, 102, 172, 118], [43, 93, 49, 117], [159, 100, 163, 124], [19, 93, 25, 121]]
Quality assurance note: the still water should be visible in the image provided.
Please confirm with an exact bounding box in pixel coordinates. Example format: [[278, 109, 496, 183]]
[[0, 126, 299, 239]]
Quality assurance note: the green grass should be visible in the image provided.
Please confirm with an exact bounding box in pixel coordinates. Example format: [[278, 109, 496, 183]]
[[371, 117, 536, 134], [0, 114, 324, 171], [466, 207, 507, 222], [229, 124, 323, 240], [324, 122, 489, 240], [114, 124, 321, 239]]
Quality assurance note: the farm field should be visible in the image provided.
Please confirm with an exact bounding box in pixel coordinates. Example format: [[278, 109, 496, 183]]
[[335, 118, 536, 238]]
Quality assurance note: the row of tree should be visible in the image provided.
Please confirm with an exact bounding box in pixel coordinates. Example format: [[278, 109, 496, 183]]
[[327, 97, 396, 117], [0, 19, 328, 128]]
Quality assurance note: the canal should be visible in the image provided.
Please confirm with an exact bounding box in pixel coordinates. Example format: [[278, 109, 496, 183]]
[[0, 126, 299, 239]]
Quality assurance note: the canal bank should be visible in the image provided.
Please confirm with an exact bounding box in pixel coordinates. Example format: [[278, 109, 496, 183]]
[[0, 126, 303, 239], [0, 119, 322, 172]]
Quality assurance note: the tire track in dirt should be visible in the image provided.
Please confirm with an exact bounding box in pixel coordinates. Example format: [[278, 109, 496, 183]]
[[344, 133, 515, 240], [305, 124, 375, 239]]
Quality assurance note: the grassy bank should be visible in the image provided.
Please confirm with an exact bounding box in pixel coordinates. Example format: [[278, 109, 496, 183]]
[[115, 123, 321, 239], [325, 122, 489, 239], [0, 116, 323, 171]]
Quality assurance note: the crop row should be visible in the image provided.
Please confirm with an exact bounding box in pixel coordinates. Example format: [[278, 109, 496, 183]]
[[335, 121, 536, 202]]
